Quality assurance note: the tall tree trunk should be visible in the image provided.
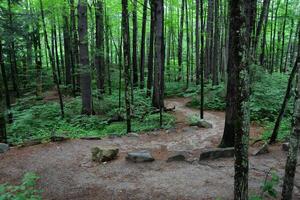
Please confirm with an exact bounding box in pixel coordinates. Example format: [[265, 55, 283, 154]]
[[200, 0, 205, 119], [70, 0, 80, 93], [195, 0, 200, 85], [280, 0, 289, 72], [8, 0, 20, 98], [139, 0, 148, 89], [33, 24, 43, 97], [205, 0, 214, 79], [78, 0, 93, 115], [95, 0, 105, 96], [54, 23, 62, 84], [152, 0, 164, 124], [39, 0, 64, 118], [0, 38, 7, 143], [177, 0, 184, 81], [212, 0, 220, 85], [185, 0, 190, 88], [122, 0, 132, 133], [147, 2, 155, 97], [284, 20, 294, 72], [254, 0, 270, 49], [281, 33, 300, 199], [63, 15, 72, 86], [224, 0, 252, 198], [105, 5, 111, 95], [132, 0, 138, 87]]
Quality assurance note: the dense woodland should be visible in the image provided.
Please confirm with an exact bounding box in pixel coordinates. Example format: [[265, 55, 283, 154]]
[[0, 0, 300, 199]]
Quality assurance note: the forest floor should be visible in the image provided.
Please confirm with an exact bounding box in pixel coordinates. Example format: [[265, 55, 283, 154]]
[[0, 97, 299, 200]]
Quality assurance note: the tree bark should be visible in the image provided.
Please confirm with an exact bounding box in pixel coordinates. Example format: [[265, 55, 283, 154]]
[[95, 0, 105, 96], [212, 0, 220, 85], [122, 0, 132, 133], [78, 0, 93, 115], [177, 0, 184, 81], [139, 0, 148, 89], [132, 0, 138, 87], [281, 32, 300, 199]]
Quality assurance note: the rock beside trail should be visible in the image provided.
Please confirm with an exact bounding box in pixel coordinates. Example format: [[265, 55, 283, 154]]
[[127, 132, 139, 137], [80, 136, 102, 140], [0, 143, 9, 153], [91, 147, 119, 163], [167, 152, 187, 162], [282, 143, 289, 151], [191, 120, 213, 128], [252, 143, 269, 156], [199, 147, 234, 161], [126, 150, 155, 163]]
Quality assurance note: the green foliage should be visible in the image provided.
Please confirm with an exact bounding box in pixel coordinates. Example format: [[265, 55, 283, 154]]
[[249, 170, 280, 200], [0, 172, 41, 200], [7, 90, 175, 144]]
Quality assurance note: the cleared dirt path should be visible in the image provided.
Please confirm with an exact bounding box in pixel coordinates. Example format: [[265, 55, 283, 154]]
[[0, 97, 299, 200]]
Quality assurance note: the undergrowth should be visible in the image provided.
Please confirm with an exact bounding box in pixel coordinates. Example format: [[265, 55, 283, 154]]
[[166, 65, 293, 141], [0, 172, 41, 200], [7, 90, 175, 145]]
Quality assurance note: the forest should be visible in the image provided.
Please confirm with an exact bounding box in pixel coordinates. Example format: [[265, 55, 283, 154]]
[[0, 0, 299, 199]]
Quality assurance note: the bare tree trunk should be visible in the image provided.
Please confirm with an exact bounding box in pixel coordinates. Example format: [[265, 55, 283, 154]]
[[95, 0, 105, 96], [147, 1, 155, 97], [185, 0, 190, 88], [0, 38, 7, 143], [78, 0, 93, 115], [212, 0, 219, 85], [281, 33, 300, 199], [139, 0, 148, 89], [63, 15, 72, 86], [122, 0, 132, 133], [132, 0, 138, 87], [195, 0, 200, 85], [177, 0, 184, 81], [280, 0, 289, 72]]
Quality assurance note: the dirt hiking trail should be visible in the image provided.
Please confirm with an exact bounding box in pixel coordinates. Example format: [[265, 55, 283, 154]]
[[0, 97, 299, 200]]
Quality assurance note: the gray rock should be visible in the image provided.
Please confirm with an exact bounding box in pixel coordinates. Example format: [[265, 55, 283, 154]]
[[252, 143, 269, 156], [0, 143, 9, 153], [282, 143, 289, 151], [190, 120, 213, 128], [126, 150, 155, 163], [127, 132, 139, 137], [91, 147, 119, 163], [199, 147, 234, 161], [167, 152, 186, 162]]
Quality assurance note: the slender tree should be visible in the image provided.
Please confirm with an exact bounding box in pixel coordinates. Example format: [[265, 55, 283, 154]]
[[281, 33, 300, 199], [132, 0, 138, 87], [95, 0, 105, 96], [122, 0, 132, 133], [139, 0, 148, 89], [39, 0, 64, 118], [0, 38, 7, 143]]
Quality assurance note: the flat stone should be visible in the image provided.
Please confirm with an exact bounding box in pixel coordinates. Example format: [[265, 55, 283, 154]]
[[91, 147, 119, 163], [126, 150, 155, 163], [0, 143, 9, 153], [282, 143, 289, 151], [199, 147, 234, 161], [252, 143, 269, 156], [167, 152, 187, 162]]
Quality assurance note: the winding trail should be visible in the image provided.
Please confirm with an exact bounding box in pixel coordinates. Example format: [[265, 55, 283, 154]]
[[0, 97, 299, 199]]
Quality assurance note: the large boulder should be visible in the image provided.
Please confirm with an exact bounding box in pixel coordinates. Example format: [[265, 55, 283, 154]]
[[91, 147, 119, 163], [199, 147, 234, 161], [126, 150, 155, 163], [0, 143, 9, 153]]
